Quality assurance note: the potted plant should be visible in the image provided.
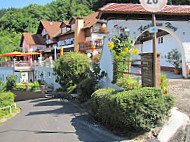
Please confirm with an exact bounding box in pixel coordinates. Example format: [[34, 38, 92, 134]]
[[99, 26, 107, 33], [95, 39, 102, 44], [84, 40, 90, 46], [165, 48, 182, 74], [161, 74, 168, 95]]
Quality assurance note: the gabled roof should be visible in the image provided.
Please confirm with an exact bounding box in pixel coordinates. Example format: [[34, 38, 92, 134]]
[[83, 12, 99, 29], [20, 33, 45, 47], [60, 21, 70, 28], [37, 21, 61, 39], [98, 3, 190, 16]]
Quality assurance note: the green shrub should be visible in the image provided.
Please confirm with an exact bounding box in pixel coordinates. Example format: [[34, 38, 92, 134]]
[[115, 76, 141, 90], [30, 82, 41, 91], [37, 79, 46, 85], [0, 92, 16, 118], [53, 52, 90, 92], [0, 92, 15, 108], [91, 87, 174, 131], [6, 75, 17, 91], [14, 83, 26, 91], [161, 74, 168, 93], [13, 82, 40, 91], [78, 77, 97, 102], [0, 78, 6, 93]]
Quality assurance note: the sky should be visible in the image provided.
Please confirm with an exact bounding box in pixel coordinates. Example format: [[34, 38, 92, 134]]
[[0, 0, 55, 9]]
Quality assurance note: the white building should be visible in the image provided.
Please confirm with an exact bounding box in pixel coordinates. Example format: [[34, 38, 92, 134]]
[[98, 3, 190, 82]]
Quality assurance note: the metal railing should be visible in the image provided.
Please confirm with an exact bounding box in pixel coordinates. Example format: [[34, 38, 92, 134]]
[[0, 103, 17, 114], [116, 60, 142, 76], [0, 60, 55, 68]]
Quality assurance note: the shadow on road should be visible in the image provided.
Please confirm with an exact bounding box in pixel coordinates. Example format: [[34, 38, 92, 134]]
[[0, 129, 75, 134], [26, 99, 83, 116], [25, 98, 123, 141]]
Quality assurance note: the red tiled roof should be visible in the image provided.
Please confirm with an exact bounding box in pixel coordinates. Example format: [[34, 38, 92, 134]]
[[99, 3, 190, 15], [83, 12, 99, 29], [22, 33, 45, 45], [40, 21, 61, 39]]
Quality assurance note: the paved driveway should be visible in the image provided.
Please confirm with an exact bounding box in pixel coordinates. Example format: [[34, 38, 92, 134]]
[[0, 98, 123, 142]]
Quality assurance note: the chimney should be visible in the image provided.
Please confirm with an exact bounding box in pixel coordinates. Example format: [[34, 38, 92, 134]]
[[74, 17, 84, 52]]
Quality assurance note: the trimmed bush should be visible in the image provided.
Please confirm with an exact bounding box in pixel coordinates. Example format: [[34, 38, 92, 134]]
[[6, 75, 17, 91], [77, 77, 97, 102], [91, 87, 174, 131], [13, 82, 41, 91]]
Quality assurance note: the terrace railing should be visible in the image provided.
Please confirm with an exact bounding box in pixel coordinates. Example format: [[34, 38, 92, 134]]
[[0, 59, 54, 69]]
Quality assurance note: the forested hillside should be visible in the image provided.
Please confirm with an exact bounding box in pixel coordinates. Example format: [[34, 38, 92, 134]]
[[0, 0, 189, 56]]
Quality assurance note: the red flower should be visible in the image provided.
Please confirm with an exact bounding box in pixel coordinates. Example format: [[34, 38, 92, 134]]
[[114, 24, 119, 28], [108, 38, 110, 41], [107, 31, 110, 34], [119, 26, 122, 28]]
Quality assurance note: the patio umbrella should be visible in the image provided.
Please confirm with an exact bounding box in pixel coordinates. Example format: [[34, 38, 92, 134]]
[[0, 51, 22, 57], [20, 52, 40, 56]]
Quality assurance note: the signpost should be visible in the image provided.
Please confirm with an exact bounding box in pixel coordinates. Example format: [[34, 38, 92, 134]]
[[140, 0, 168, 87]]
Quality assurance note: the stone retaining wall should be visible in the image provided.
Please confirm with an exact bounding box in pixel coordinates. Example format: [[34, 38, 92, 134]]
[[12, 90, 45, 102]]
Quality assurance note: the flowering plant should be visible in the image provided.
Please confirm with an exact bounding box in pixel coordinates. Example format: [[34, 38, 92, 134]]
[[99, 26, 107, 33], [95, 39, 102, 43], [84, 40, 90, 46], [92, 54, 101, 63], [107, 24, 139, 82]]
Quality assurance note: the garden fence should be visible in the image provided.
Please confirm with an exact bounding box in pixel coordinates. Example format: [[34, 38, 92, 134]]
[[0, 103, 16, 114]]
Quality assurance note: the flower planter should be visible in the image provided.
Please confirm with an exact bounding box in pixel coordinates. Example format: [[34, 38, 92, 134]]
[[174, 69, 179, 74]]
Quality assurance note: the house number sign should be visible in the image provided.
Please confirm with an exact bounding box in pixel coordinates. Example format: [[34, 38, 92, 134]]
[[140, 0, 168, 13]]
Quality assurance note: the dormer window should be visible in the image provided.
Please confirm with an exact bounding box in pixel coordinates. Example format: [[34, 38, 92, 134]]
[[62, 27, 67, 34], [71, 24, 75, 31]]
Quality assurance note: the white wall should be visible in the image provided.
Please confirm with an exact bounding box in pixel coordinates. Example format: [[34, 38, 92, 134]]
[[91, 33, 106, 44], [133, 34, 181, 67], [0, 67, 20, 82], [107, 20, 190, 43], [34, 67, 60, 89], [105, 19, 190, 77]]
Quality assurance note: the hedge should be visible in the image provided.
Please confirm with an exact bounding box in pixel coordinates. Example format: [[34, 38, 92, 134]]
[[91, 87, 174, 131]]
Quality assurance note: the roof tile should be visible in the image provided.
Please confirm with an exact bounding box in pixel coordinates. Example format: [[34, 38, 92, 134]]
[[40, 21, 62, 39], [99, 3, 190, 15], [22, 33, 45, 45]]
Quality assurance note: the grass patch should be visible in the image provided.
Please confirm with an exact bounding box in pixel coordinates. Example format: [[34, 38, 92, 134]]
[[0, 106, 21, 124]]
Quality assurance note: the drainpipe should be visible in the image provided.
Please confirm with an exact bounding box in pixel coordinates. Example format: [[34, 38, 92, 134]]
[[54, 46, 57, 61]]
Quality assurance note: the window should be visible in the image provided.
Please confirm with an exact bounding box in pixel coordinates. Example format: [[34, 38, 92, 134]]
[[38, 71, 40, 80], [158, 37, 164, 44], [2, 75, 4, 81], [47, 72, 51, 78]]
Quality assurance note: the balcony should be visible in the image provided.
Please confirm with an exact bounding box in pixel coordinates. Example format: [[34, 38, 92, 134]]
[[79, 40, 104, 51], [0, 59, 55, 71]]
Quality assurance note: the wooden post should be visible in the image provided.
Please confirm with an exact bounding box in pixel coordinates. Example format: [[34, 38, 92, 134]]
[[152, 13, 157, 87]]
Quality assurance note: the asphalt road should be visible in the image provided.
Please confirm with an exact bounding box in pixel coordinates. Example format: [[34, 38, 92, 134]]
[[0, 98, 123, 142]]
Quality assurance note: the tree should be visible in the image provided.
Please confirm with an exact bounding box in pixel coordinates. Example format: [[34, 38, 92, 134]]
[[53, 52, 90, 91]]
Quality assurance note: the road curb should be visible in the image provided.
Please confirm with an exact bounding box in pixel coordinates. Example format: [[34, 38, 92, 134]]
[[158, 107, 189, 142]]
